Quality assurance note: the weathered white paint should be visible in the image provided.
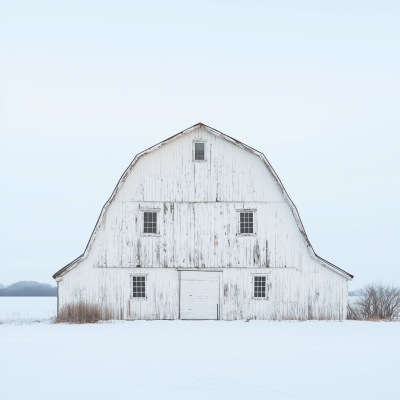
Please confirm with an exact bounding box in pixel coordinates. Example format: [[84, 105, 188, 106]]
[[54, 123, 352, 320]]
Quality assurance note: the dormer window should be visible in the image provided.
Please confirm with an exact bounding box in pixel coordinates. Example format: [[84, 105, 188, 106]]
[[193, 140, 206, 162]]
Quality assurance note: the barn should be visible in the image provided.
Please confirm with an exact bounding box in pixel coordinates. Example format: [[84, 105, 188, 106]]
[[53, 123, 353, 320]]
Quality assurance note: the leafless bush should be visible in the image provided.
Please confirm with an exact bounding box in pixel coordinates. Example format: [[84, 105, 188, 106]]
[[55, 301, 113, 324], [347, 283, 400, 321]]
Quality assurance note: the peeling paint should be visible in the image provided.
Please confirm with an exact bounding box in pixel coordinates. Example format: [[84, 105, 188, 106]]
[[55, 125, 351, 321]]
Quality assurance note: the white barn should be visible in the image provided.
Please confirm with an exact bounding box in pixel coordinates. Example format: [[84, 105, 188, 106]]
[[53, 123, 353, 320]]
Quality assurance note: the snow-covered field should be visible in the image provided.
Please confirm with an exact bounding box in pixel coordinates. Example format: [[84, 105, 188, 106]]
[[1, 298, 399, 400], [0, 296, 56, 322]]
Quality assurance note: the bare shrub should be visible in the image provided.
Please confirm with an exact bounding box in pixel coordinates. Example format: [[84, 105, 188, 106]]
[[55, 301, 113, 324], [347, 283, 400, 321]]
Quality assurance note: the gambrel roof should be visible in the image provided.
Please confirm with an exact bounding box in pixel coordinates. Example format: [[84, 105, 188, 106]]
[[53, 123, 353, 280]]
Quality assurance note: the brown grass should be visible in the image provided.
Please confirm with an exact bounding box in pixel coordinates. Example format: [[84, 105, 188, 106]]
[[55, 301, 113, 324], [268, 305, 341, 321]]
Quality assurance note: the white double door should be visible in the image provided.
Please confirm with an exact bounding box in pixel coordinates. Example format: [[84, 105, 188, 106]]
[[180, 271, 220, 320]]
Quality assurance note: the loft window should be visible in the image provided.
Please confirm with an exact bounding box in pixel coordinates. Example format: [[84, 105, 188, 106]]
[[132, 276, 146, 298], [143, 212, 157, 234], [253, 276, 266, 298], [240, 212, 254, 234], [237, 210, 256, 236], [141, 209, 160, 236], [194, 142, 205, 161]]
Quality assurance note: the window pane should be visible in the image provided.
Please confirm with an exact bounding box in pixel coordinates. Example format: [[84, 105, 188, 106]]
[[144, 212, 157, 234], [195, 143, 205, 160], [240, 212, 254, 234], [132, 276, 146, 298], [254, 276, 266, 298]]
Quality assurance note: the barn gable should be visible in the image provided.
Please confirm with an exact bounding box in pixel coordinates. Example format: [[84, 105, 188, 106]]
[[53, 123, 353, 280]]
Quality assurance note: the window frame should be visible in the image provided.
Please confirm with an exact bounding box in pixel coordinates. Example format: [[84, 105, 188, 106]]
[[130, 273, 148, 300], [192, 139, 207, 162], [140, 208, 161, 237], [251, 274, 268, 300], [236, 209, 257, 236]]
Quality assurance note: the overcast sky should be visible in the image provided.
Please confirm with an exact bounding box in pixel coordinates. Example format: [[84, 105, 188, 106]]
[[0, 0, 399, 289]]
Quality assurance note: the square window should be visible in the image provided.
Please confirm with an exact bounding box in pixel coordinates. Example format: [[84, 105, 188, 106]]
[[194, 142, 205, 161]]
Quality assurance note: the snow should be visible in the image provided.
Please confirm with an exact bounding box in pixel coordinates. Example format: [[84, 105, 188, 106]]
[[0, 296, 56, 322], [1, 299, 399, 400]]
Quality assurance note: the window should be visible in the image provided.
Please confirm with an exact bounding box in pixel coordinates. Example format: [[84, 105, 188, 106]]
[[240, 212, 253, 234], [195, 143, 204, 160], [132, 276, 146, 298], [236, 209, 256, 236], [193, 141, 206, 161], [141, 209, 160, 236], [253, 276, 266, 298], [143, 212, 157, 234]]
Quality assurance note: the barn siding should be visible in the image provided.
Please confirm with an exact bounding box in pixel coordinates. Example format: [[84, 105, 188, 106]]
[[115, 127, 283, 203], [90, 200, 309, 271], [58, 265, 346, 320], [57, 126, 349, 320]]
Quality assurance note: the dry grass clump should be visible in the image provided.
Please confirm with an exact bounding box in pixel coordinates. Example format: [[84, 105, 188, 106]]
[[55, 301, 113, 324], [269, 312, 306, 321], [267, 304, 343, 321], [348, 283, 400, 321]]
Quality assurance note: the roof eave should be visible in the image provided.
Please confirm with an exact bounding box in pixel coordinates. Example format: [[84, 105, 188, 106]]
[[53, 254, 84, 279]]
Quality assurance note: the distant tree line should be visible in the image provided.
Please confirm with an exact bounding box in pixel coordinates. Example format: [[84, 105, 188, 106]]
[[0, 281, 57, 296]]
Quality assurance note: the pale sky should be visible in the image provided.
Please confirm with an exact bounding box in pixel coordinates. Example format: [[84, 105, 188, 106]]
[[0, 0, 399, 289]]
